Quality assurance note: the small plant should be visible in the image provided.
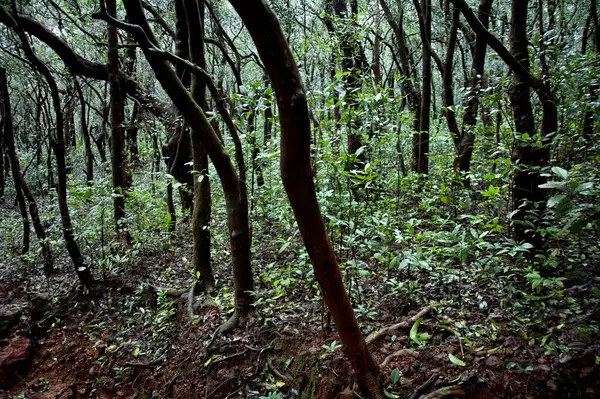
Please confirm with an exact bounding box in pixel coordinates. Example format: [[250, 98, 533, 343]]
[[321, 340, 343, 359]]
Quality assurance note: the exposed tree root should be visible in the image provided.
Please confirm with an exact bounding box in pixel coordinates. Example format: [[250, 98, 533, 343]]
[[266, 358, 297, 388], [187, 281, 198, 322], [366, 306, 432, 345], [381, 348, 418, 368], [218, 311, 241, 333], [420, 385, 464, 399]]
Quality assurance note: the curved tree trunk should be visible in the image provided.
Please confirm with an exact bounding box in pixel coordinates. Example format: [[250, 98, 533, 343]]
[[2, 68, 54, 273], [227, 1, 382, 397], [2, 9, 93, 284], [454, 0, 493, 173], [121, 0, 253, 330], [0, 68, 30, 255], [185, 0, 214, 291]]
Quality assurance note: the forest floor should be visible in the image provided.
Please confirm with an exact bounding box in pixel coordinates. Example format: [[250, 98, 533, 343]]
[[1, 199, 600, 399]]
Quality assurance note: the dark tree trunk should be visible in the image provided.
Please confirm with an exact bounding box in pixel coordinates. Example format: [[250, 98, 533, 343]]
[[380, 0, 422, 153], [122, 0, 253, 331], [442, 9, 460, 146], [509, 0, 549, 247], [454, 0, 493, 173], [324, 0, 366, 175], [228, 1, 382, 397], [583, 0, 599, 139], [173, 0, 194, 214], [126, 102, 140, 165], [2, 11, 93, 283], [1, 68, 53, 273], [162, 141, 177, 232], [0, 143, 4, 200], [0, 68, 30, 254], [413, 0, 432, 173], [74, 78, 94, 185], [185, 0, 214, 291], [107, 0, 131, 245]]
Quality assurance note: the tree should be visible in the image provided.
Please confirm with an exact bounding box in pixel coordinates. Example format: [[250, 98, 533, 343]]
[[228, 0, 382, 396]]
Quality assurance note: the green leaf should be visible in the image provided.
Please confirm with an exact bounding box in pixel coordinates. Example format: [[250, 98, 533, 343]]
[[390, 368, 401, 384], [551, 166, 568, 180], [448, 353, 466, 366], [410, 319, 422, 346], [383, 389, 400, 399], [547, 194, 566, 208]]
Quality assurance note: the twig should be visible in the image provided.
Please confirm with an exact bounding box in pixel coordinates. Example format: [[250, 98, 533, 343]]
[[381, 348, 418, 368], [125, 354, 166, 367], [206, 376, 237, 398], [266, 358, 297, 388], [367, 306, 432, 345], [420, 385, 464, 399], [208, 349, 248, 368], [409, 374, 439, 399]]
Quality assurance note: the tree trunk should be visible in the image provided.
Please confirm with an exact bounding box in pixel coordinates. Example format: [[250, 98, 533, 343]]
[[413, 0, 432, 173], [74, 78, 94, 185], [454, 0, 493, 173], [122, 0, 253, 330], [0, 68, 30, 254], [107, 0, 132, 245], [126, 102, 140, 165], [185, 0, 214, 291], [228, 1, 382, 396], [509, 0, 544, 247]]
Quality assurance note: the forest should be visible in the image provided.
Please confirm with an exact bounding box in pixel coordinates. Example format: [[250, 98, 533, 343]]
[[0, 0, 599, 397]]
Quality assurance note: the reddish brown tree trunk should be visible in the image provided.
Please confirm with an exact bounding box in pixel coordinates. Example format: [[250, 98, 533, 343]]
[[228, 1, 382, 396]]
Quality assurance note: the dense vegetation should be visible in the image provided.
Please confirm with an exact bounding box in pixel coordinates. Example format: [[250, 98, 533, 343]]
[[0, 0, 599, 397]]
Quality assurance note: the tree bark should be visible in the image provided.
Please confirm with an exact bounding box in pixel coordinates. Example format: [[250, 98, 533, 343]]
[[0, 68, 30, 255], [185, 0, 214, 291], [227, 1, 382, 396], [121, 0, 253, 330], [453, 0, 493, 173], [1, 9, 92, 283], [107, 0, 132, 245], [74, 78, 94, 185], [412, 0, 432, 173]]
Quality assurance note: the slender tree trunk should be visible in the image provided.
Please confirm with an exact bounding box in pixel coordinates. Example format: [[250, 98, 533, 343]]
[[107, 0, 132, 245], [74, 78, 94, 185], [454, 0, 493, 172], [185, 0, 214, 291], [2, 13, 93, 282], [413, 0, 431, 173], [126, 102, 140, 165], [583, 0, 599, 139], [228, 1, 382, 397], [0, 68, 30, 254], [2, 69, 53, 273], [0, 143, 4, 200]]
